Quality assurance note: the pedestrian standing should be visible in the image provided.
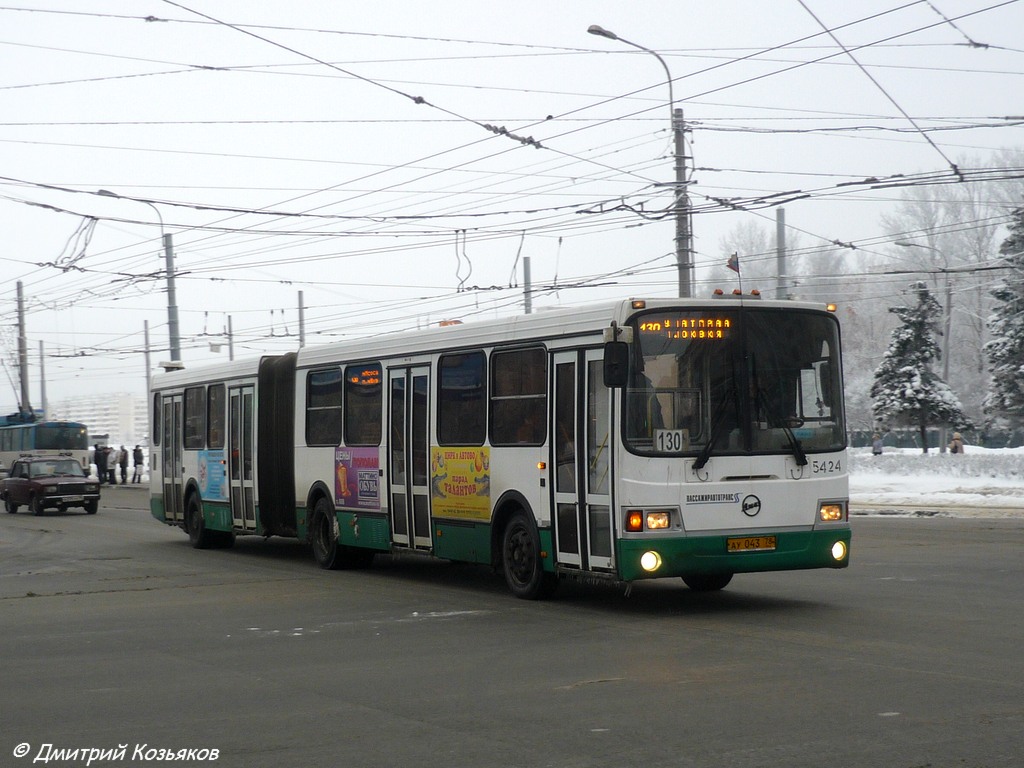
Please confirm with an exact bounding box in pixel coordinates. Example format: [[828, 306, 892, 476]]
[[132, 445, 144, 483], [871, 433, 883, 456], [118, 446, 129, 484], [106, 447, 117, 485], [95, 444, 108, 484], [948, 432, 965, 454]]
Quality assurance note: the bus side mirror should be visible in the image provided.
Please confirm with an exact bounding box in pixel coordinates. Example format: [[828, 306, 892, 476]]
[[603, 341, 629, 388]]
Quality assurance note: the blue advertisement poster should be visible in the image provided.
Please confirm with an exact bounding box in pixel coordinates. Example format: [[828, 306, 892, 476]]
[[199, 450, 227, 501]]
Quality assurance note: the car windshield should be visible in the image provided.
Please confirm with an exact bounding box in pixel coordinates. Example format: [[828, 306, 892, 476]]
[[624, 307, 845, 457], [30, 461, 85, 478]]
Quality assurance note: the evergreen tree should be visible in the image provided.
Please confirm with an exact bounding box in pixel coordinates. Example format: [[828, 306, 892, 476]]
[[983, 206, 1024, 431], [871, 281, 970, 452]]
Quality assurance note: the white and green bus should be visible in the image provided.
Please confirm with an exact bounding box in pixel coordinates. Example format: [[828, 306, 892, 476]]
[[149, 296, 851, 598]]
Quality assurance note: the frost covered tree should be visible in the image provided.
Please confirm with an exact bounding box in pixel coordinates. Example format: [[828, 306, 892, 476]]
[[983, 206, 1024, 431], [871, 281, 970, 452]]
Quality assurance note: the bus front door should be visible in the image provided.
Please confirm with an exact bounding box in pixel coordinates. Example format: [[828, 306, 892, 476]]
[[229, 385, 257, 532], [388, 366, 432, 550], [161, 394, 184, 525], [552, 350, 615, 572]]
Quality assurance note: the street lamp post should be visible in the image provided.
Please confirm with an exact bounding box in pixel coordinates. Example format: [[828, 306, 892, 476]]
[[588, 25, 692, 298], [895, 240, 953, 452], [98, 190, 181, 362]]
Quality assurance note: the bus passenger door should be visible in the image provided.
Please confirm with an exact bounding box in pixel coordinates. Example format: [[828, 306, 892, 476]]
[[161, 394, 184, 524], [229, 385, 257, 532], [388, 366, 432, 550], [551, 350, 615, 572]]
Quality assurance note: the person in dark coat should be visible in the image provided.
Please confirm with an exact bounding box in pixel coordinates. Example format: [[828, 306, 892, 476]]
[[94, 444, 108, 484], [132, 445, 144, 483]]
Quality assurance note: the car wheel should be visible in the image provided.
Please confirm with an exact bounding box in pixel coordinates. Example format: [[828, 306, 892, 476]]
[[32, 495, 45, 516], [83, 500, 98, 515], [4, 497, 17, 514]]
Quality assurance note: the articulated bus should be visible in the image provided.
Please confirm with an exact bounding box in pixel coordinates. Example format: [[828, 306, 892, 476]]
[[149, 296, 851, 598], [0, 416, 90, 475]]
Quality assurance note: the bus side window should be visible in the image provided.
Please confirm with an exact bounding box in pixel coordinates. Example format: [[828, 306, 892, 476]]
[[490, 348, 546, 446], [438, 352, 486, 446], [183, 386, 207, 450]]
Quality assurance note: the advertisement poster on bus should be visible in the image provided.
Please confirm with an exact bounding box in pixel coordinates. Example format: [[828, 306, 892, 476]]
[[334, 447, 380, 510], [430, 447, 490, 521], [198, 450, 227, 501]]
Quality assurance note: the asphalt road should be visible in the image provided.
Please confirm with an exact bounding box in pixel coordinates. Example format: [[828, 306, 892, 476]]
[[1, 487, 1021, 768]]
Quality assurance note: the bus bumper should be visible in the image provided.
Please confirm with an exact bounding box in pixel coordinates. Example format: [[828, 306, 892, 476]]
[[616, 528, 851, 583]]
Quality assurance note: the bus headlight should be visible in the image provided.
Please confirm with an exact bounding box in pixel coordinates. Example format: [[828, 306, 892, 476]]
[[819, 502, 845, 522], [831, 541, 848, 562], [646, 511, 670, 530], [640, 551, 662, 572]]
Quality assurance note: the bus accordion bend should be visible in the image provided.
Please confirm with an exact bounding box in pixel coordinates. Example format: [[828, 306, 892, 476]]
[[149, 297, 851, 599]]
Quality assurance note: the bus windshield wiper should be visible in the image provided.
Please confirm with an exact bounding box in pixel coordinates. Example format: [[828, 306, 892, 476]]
[[756, 389, 807, 466], [693, 388, 734, 471]]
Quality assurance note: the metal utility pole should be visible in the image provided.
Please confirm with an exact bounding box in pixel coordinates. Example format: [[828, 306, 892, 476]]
[[523, 255, 532, 314], [673, 107, 693, 299], [162, 232, 181, 362], [38, 341, 47, 420], [98, 189, 180, 362], [775, 208, 788, 299], [298, 291, 306, 348], [16, 281, 32, 415], [588, 25, 693, 298]]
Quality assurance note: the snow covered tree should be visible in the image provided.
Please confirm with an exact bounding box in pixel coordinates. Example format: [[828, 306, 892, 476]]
[[983, 206, 1024, 430], [871, 281, 970, 452]]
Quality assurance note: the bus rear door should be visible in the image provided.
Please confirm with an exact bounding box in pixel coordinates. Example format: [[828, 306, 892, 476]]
[[388, 366, 432, 550], [229, 385, 257, 532], [161, 394, 184, 525]]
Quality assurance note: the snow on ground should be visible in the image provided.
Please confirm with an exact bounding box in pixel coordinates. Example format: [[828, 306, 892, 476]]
[[849, 445, 1024, 517]]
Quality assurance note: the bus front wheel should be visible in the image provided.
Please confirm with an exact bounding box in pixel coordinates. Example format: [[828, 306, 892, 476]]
[[681, 573, 733, 591], [501, 511, 558, 600], [309, 497, 374, 570]]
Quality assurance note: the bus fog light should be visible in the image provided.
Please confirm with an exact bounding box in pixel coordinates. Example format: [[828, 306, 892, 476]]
[[819, 503, 844, 522], [831, 541, 848, 561], [640, 551, 662, 572]]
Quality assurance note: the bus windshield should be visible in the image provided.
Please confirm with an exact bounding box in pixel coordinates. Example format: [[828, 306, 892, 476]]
[[624, 308, 845, 456], [34, 424, 90, 451]]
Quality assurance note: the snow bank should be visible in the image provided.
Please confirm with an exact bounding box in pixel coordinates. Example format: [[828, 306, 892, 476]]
[[849, 445, 1024, 515]]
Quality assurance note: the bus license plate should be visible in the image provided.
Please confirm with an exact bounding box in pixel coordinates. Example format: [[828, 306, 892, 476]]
[[727, 535, 777, 553]]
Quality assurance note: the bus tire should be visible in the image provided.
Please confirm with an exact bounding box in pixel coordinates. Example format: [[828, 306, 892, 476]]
[[501, 511, 558, 600], [186, 495, 215, 549], [681, 573, 733, 592], [310, 497, 375, 570]]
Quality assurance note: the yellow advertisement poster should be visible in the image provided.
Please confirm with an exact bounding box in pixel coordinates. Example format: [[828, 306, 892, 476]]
[[430, 447, 491, 521]]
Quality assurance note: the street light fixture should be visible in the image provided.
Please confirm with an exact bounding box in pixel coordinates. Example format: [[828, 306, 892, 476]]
[[895, 240, 953, 452], [588, 24, 692, 298], [98, 189, 181, 363]]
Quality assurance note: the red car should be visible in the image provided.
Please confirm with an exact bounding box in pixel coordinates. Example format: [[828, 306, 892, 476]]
[[1, 456, 100, 515]]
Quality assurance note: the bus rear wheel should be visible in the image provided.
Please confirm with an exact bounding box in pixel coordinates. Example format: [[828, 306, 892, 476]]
[[681, 573, 733, 591], [186, 496, 215, 549], [501, 511, 558, 600]]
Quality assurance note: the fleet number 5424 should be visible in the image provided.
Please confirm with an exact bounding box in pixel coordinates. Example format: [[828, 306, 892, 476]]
[[811, 459, 841, 474]]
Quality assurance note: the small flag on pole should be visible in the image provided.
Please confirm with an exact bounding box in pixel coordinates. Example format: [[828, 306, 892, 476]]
[[727, 252, 740, 273]]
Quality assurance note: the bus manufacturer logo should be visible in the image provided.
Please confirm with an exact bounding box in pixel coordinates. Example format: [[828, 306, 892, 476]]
[[741, 495, 762, 517]]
